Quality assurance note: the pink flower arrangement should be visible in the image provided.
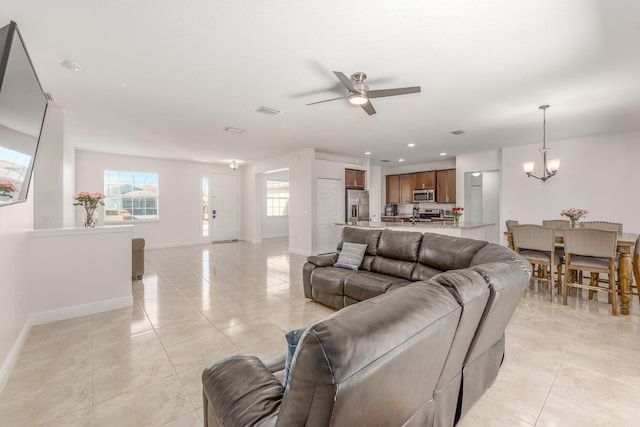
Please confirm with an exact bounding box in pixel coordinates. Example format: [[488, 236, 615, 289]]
[[73, 192, 106, 211], [561, 208, 588, 227], [0, 179, 17, 198], [560, 208, 588, 221]]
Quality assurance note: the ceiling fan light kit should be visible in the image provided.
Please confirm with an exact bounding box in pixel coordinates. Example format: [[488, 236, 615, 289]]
[[306, 70, 421, 116]]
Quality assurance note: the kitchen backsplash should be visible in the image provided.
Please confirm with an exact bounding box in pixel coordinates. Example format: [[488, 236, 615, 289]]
[[396, 202, 455, 215]]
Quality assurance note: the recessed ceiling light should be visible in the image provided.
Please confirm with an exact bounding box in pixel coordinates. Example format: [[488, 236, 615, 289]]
[[440, 152, 447, 156], [364, 152, 371, 155], [61, 60, 82, 72], [408, 143, 415, 147], [398, 159, 405, 162], [380, 160, 391, 163]]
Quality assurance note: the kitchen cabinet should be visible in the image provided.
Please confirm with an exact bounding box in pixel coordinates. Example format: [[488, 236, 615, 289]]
[[414, 171, 436, 189], [400, 174, 415, 203], [345, 169, 365, 189], [386, 173, 415, 204], [386, 175, 400, 203], [436, 169, 456, 203]]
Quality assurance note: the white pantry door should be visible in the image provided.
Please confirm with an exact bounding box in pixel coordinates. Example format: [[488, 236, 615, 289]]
[[204, 173, 238, 242], [316, 178, 342, 254]]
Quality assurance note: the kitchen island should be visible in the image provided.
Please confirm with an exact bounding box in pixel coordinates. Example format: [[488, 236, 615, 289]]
[[336, 221, 496, 240]]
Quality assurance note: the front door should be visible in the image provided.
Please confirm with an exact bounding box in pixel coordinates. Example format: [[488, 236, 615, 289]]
[[202, 173, 238, 242]]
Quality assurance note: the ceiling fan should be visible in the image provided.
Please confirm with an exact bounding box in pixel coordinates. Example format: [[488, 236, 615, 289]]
[[306, 71, 421, 116]]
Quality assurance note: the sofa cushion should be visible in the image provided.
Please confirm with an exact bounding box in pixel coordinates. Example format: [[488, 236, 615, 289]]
[[376, 229, 424, 261], [334, 242, 368, 270], [411, 263, 444, 282], [338, 228, 383, 271], [344, 272, 409, 301], [310, 267, 356, 295], [338, 227, 383, 256], [417, 233, 488, 272]]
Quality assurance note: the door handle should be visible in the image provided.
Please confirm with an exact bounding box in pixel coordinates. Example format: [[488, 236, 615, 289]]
[[212, 209, 216, 219]]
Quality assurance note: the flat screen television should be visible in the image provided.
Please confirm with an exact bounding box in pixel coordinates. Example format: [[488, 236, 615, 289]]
[[0, 21, 48, 207]]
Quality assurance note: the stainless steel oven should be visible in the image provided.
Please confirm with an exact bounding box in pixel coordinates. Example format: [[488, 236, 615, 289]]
[[413, 189, 435, 203]]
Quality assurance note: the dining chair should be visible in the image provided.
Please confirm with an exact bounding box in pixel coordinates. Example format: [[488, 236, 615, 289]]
[[542, 219, 570, 229], [512, 224, 561, 302], [626, 234, 640, 305], [542, 219, 569, 256], [579, 221, 623, 288], [580, 221, 623, 232], [505, 220, 519, 231], [562, 228, 618, 315], [505, 220, 519, 250]]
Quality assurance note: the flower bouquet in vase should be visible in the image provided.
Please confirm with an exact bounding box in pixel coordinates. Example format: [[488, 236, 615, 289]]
[[560, 208, 588, 228], [451, 207, 464, 226], [73, 192, 105, 228]]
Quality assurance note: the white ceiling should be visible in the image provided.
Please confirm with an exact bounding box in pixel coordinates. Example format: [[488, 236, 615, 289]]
[[2, 0, 640, 166]]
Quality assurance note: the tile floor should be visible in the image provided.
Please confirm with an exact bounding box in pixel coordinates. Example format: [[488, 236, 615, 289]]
[[1, 238, 639, 426]]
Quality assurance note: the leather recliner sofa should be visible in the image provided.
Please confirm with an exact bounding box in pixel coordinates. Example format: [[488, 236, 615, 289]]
[[201, 227, 531, 426]]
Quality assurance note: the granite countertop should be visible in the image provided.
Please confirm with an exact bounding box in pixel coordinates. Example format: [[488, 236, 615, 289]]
[[337, 221, 495, 230]]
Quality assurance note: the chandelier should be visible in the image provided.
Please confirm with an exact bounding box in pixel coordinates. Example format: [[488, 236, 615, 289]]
[[229, 161, 239, 170], [522, 105, 560, 182]]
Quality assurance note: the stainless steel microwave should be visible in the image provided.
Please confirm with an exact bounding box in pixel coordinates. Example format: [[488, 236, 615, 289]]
[[413, 189, 435, 203]]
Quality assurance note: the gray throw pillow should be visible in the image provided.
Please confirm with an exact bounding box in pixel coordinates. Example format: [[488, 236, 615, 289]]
[[334, 242, 368, 271]]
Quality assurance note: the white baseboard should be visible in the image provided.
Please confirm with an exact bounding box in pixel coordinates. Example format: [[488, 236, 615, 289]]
[[261, 233, 288, 239], [288, 247, 312, 257], [0, 316, 33, 395], [30, 296, 133, 326]]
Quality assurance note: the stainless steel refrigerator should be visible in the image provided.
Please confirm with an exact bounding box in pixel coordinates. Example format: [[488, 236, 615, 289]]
[[345, 189, 370, 223]]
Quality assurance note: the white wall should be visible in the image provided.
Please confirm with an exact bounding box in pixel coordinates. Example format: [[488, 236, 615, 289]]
[[501, 130, 640, 244], [74, 151, 237, 249], [0, 105, 68, 391], [0, 198, 33, 391]]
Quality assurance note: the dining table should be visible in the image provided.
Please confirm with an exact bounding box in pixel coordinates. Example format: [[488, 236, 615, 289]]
[[504, 230, 638, 315]]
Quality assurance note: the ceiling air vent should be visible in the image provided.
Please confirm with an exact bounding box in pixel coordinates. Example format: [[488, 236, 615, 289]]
[[224, 127, 245, 134], [450, 130, 465, 135], [380, 160, 391, 163], [44, 92, 55, 102], [256, 106, 283, 116]]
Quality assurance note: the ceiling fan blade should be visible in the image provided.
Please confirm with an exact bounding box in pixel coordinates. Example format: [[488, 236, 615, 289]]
[[305, 96, 348, 106], [333, 71, 358, 93], [360, 101, 376, 116], [367, 86, 421, 99]]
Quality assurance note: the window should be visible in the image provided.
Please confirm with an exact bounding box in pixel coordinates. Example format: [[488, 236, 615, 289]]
[[266, 179, 289, 217], [104, 170, 159, 222]]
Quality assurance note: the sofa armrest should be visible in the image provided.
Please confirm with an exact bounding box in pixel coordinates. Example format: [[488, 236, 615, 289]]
[[303, 254, 338, 298], [263, 351, 286, 373], [202, 355, 282, 427], [306, 253, 337, 267]]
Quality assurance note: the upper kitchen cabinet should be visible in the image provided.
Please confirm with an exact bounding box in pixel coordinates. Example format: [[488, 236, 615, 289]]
[[386, 174, 415, 204], [400, 174, 415, 204], [436, 169, 456, 203], [386, 175, 400, 203], [414, 171, 436, 189], [345, 169, 365, 189]]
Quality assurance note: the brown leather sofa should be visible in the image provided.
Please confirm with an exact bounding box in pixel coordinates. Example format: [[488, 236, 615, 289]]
[[201, 228, 530, 426], [303, 227, 511, 309]]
